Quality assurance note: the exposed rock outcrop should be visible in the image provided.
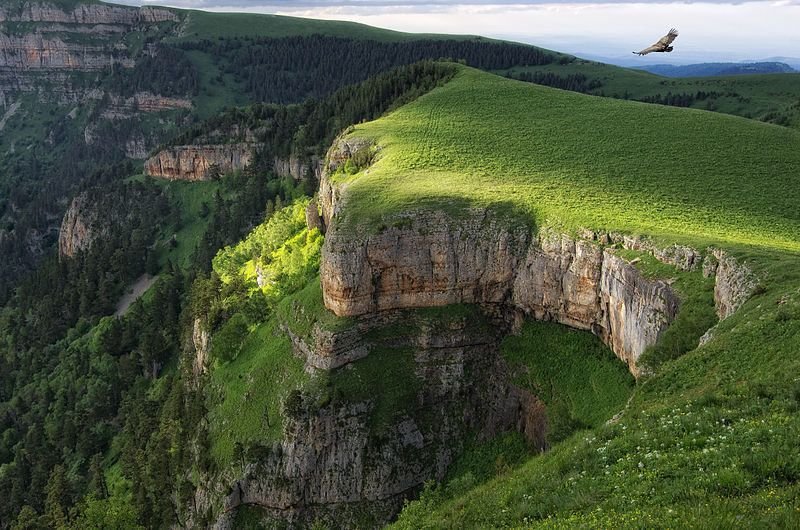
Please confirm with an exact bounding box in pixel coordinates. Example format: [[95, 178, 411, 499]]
[[58, 192, 98, 258], [321, 211, 679, 376], [209, 309, 543, 528], [144, 144, 258, 181], [0, 34, 134, 70], [102, 92, 192, 119], [192, 318, 211, 377], [0, 4, 177, 25], [144, 143, 323, 182], [703, 248, 758, 319], [0, 2, 180, 108], [273, 155, 322, 181]]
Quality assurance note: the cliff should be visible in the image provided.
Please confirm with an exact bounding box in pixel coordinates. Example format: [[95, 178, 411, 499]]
[[321, 209, 679, 376], [0, 4, 177, 25], [102, 92, 192, 119], [0, 33, 134, 70], [318, 138, 757, 376], [144, 144, 322, 182], [0, 2, 181, 107], [58, 192, 98, 258], [144, 144, 258, 181], [203, 307, 544, 528]]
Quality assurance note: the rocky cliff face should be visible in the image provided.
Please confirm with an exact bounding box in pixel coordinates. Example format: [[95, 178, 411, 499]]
[[0, 4, 177, 25], [0, 33, 134, 70], [0, 2, 180, 106], [144, 143, 323, 182], [103, 92, 192, 119], [318, 136, 758, 375], [206, 309, 544, 528], [58, 192, 98, 258], [273, 155, 322, 181], [144, 144, 258, 181], [703, 248, 758, 319], [0, 3, 177, 72], [321, 210, 679, 376]]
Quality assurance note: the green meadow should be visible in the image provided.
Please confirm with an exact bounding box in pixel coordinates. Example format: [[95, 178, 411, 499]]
[[337, 66, 800, 253], [175, 9, 481, 43], [500, 59, 800, 127]]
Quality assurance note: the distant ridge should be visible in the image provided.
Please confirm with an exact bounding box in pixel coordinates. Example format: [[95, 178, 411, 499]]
[[634, 61, 796, 77]]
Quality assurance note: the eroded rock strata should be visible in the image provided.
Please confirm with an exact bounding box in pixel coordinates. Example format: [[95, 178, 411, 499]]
[[321, 211, 679, 376], [144, 144, 323, 182], [144, 144, 258, 181], [203, 309, 544, 528], [58, 192, 98, 258]]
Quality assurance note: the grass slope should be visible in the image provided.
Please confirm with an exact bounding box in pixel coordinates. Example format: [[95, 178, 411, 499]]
[[500, 59, 800, 127], [329, 66, 800, 527], [503, 321, 635, 444], [337, 67, 800, 252], [175, 9, 488, 43]]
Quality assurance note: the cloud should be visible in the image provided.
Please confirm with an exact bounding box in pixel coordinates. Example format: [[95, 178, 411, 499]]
[[116, 0, 792, 6], [112, 1, 800, 60]]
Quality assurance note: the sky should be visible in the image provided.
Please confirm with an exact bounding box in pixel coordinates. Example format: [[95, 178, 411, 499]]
[[114, 1, 800, 64]]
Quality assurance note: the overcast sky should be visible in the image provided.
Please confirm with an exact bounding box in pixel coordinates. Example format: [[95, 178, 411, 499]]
[[113, 1, 800, 63]]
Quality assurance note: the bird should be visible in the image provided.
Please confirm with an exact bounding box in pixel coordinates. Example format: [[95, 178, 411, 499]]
[[633, 28, 679, 56]]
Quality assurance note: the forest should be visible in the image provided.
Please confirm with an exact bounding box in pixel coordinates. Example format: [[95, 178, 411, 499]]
[[0, 61, 466, 528], [179, 35, 563, 103]]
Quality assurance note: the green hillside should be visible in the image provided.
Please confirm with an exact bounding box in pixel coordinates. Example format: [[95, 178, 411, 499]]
[[175, 9, 481, 42], [327, 66, 800, 527], [501, 59, 800, 127], [336, 67, 800, 252]]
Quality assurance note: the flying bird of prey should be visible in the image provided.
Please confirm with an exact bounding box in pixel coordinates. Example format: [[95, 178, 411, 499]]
[[633, 28, 679, 56]]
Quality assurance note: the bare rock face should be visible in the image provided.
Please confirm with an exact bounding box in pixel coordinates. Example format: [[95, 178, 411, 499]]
[[58, 192, 98, 258], [103, 92, 192, 119], [0, 34, 135, 70], [192, 318, 211, 377], [0, 4, 177, 25], [0, 2, 180, 105], [144, 144, 258, 181], [703, 248, 758, 319], [211, 310, 542, 528], [145, 142, 326, 183], [321, 211, 679, 376], [273, 155, 322, 181]]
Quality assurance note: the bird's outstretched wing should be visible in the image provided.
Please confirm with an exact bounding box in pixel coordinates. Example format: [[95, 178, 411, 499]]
[[656, 28, 679, 47], [634, 44, 662, 56], [633, 28, 679, 55]]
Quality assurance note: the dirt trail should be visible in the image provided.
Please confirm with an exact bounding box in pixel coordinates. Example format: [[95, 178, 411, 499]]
[[115, 274, 158, 316]]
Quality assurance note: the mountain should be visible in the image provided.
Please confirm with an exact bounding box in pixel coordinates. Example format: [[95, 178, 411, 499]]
[[2, 3, 800, 529], [0, 0, 563, 298], [500, 58, 800, 128], [758, 56, 800, 70], [325, 66, 800, 528], [634, 61, 797, 77]]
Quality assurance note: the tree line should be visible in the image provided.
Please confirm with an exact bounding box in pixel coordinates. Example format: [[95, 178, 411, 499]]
[[180, 34, 564, 103]]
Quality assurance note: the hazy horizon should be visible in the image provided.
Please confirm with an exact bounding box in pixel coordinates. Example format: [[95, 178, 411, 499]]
[[110, 1, 800, 65]]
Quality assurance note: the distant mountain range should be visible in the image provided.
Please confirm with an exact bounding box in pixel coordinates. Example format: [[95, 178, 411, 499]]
[[633, 61, 797, 78], [573, 51, 800, 71]]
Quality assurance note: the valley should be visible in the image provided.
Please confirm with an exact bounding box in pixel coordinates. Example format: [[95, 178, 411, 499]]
[[1, 2, 799, 529]]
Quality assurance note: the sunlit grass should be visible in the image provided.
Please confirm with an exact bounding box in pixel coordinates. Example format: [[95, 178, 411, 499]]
[[338, 67, 800, 253]]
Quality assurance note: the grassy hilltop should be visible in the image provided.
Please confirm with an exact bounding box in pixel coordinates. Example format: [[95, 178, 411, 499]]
[[326, 66, 800, 527], [336, 67, 800, 252]]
